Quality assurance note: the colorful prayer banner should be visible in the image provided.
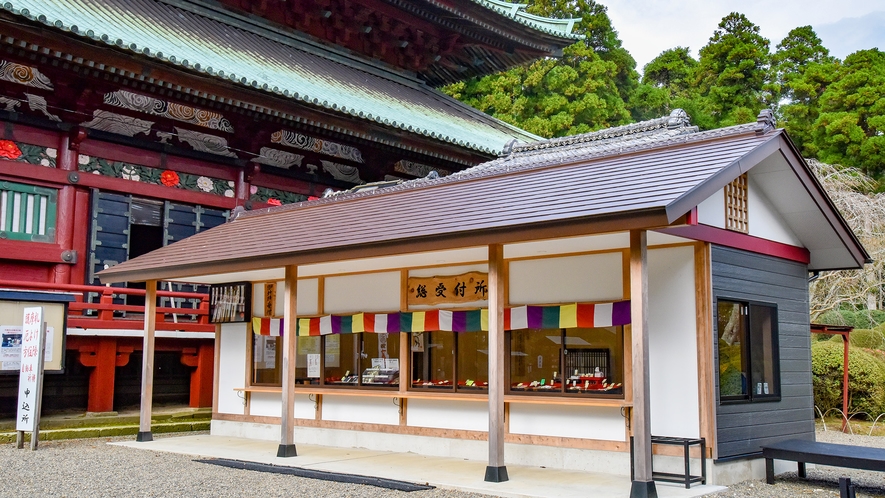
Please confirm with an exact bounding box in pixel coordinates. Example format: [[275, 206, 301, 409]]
[[251, 301, 630, 336]]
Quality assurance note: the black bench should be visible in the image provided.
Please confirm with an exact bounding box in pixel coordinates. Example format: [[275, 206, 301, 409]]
[[762, 439, 885, 484]]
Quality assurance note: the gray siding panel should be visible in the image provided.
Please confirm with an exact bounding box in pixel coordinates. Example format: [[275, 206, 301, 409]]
[[712, 245, 814, 459]]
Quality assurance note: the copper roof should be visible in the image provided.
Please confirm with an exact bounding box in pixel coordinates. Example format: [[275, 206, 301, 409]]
[[99, 113, 856, 284], [0, 0, 541, 155]]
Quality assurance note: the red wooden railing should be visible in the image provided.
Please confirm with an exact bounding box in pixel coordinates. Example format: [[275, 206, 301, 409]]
[[0, 280, 214, 332]]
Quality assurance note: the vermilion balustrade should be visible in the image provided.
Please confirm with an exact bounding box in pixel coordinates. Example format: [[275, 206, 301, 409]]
[[0, 280, 213, 332]]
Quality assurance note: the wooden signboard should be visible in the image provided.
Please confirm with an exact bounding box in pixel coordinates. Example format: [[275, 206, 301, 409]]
[[407, 271, 489, 307]]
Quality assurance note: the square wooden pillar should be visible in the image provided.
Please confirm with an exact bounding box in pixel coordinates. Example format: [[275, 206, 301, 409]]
[[485, 244, 508, 482], [137, 280, 157, 442], [629, 230, 657, 498], [278, 265, 298, 457]]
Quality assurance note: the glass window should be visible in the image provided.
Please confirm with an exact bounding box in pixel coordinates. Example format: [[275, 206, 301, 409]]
[[295, 336, 321, 385], [251, 334, 281, 386], [717, 299, 779, 402], [325, 335, 358, 385], [412, 331, 455, 389], [457, 330, 488, 390], [360, 333, 400, 387], [508, 327, 624, 396]]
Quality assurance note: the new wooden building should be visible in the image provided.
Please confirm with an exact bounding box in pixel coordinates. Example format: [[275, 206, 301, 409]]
[[0, 1, 573, 415], [100, 108, 868, 488]]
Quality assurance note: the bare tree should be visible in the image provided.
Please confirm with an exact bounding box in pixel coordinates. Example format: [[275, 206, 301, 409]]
[[808, 159, 885, 320]]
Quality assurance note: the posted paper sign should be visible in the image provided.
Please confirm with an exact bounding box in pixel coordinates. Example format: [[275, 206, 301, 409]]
[[307, 354, 320, 378], [16, 307, 46, 432]]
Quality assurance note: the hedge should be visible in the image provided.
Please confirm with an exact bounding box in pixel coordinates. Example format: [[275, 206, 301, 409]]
[[811, 341, 885, 417]]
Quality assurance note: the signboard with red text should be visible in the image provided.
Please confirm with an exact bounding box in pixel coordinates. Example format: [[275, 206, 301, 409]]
[[16, 306, 46, 432]]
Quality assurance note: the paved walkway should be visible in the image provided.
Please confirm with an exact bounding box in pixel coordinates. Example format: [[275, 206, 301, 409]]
[[115, 435, 725, 498]]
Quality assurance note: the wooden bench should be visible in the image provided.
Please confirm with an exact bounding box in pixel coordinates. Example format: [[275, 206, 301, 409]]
[[762, 439, 885, 484]]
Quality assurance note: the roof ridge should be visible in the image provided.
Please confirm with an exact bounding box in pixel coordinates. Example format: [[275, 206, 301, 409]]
[[236, 119, 768, 221], [472, 0, 582, 38]]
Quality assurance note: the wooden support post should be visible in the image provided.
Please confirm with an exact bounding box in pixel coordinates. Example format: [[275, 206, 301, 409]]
[[485, 244, 508, 483], [629, 230, 657, 498], [278, 265, 298, 457], [842, 333, 850, 433], [181, 343, 215, 408], [137, 280, 157, 442]]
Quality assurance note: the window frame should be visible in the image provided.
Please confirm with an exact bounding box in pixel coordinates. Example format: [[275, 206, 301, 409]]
[[506, 327, 625, 399], [715, 297, 781, 404], [0, 180, 57, 242], [409, 330, 490, 392]]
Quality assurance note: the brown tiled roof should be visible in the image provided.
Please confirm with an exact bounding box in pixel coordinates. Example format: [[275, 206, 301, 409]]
[[100, 118, 800, 283]]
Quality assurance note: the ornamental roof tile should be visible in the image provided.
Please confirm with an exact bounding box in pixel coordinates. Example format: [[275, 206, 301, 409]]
[[1, 0, 541, 155]]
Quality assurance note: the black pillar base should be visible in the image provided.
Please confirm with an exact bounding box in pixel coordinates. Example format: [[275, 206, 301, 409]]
[[277, 444, 297, 457], [484, 465, 509, 483], [136, 431, 153, 442], [630, 480, 658, 498]]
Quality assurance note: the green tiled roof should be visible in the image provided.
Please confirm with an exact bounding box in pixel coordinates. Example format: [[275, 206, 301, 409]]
[[1, 0, 542, 155], [475, 0, 580, 38]]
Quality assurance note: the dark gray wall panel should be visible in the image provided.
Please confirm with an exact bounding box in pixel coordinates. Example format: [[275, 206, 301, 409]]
[[712, 245, 814, 459]]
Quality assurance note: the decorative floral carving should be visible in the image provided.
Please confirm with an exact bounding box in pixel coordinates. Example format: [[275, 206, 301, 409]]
[[160, 170, 180, 187], [197, 176, 214, 192], [250, 186, 307, 205], [0, 140, 22, 160], [0, 61, 53, 90], [104, 90, 234, 132], [266, 199, 282, 206], [271, 130, 363, 163]]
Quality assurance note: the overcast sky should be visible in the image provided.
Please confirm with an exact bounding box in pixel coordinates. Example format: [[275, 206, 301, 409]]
[[600, 0, 885, 72]]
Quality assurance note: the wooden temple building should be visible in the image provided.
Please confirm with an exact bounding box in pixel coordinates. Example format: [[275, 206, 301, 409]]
[[0, 0, 574, 417]]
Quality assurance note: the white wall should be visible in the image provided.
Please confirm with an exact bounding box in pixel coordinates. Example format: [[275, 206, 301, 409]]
[[253, 279, 319, 317], [322, 396, 400, 426], [509, 252, 623, 305], [249, 391, 281, 417], [324, 272, 400, 313], [748, 176, 802, 246], [696, 188, 725, 228], [509, 404, 625, 441], [217, 323, 247, 415], [648, 246, 700, 438], [407, 399, 488, 432]]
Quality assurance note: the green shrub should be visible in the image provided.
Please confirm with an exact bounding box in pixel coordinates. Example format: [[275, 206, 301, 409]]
[[811, 341, 885, 417], [815, 309, 885, 329], [850, 328, 885, 349]]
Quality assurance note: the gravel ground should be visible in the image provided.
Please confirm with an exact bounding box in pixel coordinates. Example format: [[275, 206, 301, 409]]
[[0, 433, 492, 498], [1, 430, 882, 498], [705, 430, 885, 498]]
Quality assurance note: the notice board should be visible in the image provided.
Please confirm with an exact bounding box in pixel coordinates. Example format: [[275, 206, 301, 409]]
[[0, 290, 73, 373]]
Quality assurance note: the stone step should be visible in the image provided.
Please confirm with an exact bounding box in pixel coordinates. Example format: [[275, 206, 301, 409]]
[[0, 419, 211, 444]]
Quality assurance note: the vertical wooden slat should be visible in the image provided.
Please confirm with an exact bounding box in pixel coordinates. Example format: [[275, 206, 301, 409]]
[[629, 230, 656, 497], [137, 280, 157, 442], [278, 265, 298, 457], [485, 243, 508, 483]]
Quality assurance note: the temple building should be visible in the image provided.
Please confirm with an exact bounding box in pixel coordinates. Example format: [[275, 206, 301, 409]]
[[0, 0, 574, 416]]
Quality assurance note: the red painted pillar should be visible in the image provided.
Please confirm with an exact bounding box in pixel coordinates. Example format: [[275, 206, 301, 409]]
[[79, 337, 119, 413], [181, 343, 215, 408], [52, 133, 77, 285]]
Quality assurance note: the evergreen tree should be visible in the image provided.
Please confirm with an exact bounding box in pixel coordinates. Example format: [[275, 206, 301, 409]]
[[771, 26, 837, 156], [630, 47, 699, 121], [443, 0, 636, 138], [812, 49, 885, 176], [693, 13, 770, 128]]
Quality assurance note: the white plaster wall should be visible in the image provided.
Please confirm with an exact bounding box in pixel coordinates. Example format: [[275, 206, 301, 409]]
[[294, 393, 316, 420], [251, 279, 318, 317], [407, 399, 488, 432], [324, 272, 400, 313], [322, 395, 400, 426], [249, 391, 282, 417], [217, 323, 247, 415], [648, 246, 700, 438], [748, 176, 803, 246], [696, 188, 725, 228], [211, 419, 279, 441], [509, 252, 623, 305], [509, 404, 625, 441]]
